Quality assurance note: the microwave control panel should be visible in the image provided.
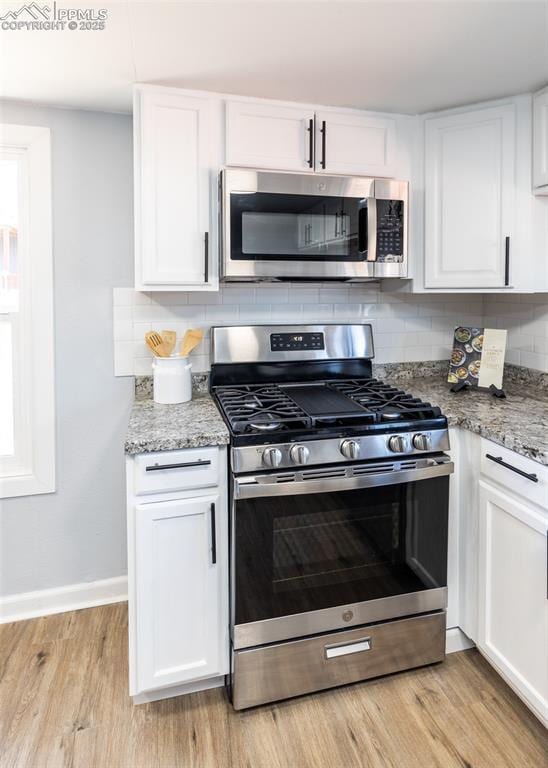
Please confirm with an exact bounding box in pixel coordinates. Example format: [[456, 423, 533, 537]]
[[270, 332, 325, 351], [376, 199, 404, 262]]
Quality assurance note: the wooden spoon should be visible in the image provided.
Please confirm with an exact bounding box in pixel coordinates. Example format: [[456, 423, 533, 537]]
[[161, 330, 177, 356], [145, 330, 171, 357], [180, 328, 204, 357]]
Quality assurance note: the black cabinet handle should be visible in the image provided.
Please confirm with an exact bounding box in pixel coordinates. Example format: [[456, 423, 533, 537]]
[[504, 236, 510, 286], [485, 454, 538, 483], [320, 120, 326, 169], [210, 502, 217, 565], [204, 231, 209, 283], [145, 460, 211, 472], [307, 118, 314, 168]]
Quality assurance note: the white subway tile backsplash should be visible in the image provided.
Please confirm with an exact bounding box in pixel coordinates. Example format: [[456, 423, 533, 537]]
[[113, 306, 133, 341], [484, 295, 548, 372], [205, 304, 240, 322], [256, 287, 289, 304], [112, 287, 548, 376], [289, 288, 320, 304], [333, 303, 362, 318]]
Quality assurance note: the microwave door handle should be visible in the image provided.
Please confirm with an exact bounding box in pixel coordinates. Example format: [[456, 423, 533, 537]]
[[358, 202, 368, 255], [365, 197, 377, 262]]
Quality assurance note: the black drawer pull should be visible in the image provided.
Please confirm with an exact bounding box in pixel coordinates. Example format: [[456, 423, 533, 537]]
[[146, 460, 212, 472], [485, 454, 538, 483], [204, 232, 209, 283], [504, 236, 510, 286], [210, 502, 217, 565]]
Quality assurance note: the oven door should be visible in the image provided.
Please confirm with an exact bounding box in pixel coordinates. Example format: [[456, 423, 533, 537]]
[[222, 169, 376, 281], [231, 456, 452, 649]]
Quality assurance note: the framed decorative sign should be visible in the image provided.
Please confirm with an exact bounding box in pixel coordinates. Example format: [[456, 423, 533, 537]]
[[448, 327, 507, 390]]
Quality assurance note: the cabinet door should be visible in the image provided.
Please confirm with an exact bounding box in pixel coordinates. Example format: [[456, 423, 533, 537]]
[[226, 101, 314, 172], [135, 88, 217, 290], [533, 88, 548, 192], [134, 494, 227, 692], [424, 104, 515, 288], [315, 111, 396, 177], [478, 481, 548, 724]]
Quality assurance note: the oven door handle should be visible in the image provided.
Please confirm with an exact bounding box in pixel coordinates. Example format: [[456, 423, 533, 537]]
[[233, 458, 454, 499]]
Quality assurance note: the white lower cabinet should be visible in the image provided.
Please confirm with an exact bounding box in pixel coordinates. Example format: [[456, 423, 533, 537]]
[[477, 479, 548, 725], [127, 447, 228, 702], [134, 495, 225, 692]]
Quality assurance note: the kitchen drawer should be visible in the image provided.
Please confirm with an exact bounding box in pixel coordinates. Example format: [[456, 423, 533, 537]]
[[232, 611, 445, 710], [133, 447, 221, 496], [480, 440, 548, 510]]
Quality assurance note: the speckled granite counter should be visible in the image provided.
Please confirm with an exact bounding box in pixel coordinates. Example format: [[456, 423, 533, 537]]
[[125, 364, 547, 464], [381, 364, 548, 466], [125, 393, 229, 455]]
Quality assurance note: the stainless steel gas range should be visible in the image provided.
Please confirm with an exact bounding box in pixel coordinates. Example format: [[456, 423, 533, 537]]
[[210, 324, 453, 710]]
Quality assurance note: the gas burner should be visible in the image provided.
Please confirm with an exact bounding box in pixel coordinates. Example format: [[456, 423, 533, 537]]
[[214, 384, 311, 435], [379, 406, 403, 421], [248, 413, 282, 431]]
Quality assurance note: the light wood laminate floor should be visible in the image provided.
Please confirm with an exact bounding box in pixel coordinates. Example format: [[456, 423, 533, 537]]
[[0, 603, 546, 768]]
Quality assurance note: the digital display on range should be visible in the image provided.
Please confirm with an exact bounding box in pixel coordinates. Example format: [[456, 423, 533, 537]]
[[270, 332, 325, 351]]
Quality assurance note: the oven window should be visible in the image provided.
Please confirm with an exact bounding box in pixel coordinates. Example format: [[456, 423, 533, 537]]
[[234, 478, 448, 626], [230, 192, 368, 261]]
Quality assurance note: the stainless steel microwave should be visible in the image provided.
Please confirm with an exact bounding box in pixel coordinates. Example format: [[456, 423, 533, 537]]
[[221, 168, 408, 282]]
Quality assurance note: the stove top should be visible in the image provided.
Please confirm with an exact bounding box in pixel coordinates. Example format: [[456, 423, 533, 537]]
[[210, 324, 450, 472], [212, 377, 445, 445]]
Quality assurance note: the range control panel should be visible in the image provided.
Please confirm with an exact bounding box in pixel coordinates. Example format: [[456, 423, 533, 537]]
[[270, 332, 325, 351]]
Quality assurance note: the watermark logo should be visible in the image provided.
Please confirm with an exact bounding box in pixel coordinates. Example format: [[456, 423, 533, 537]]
[[0, 3, 50, 21], [0, 1, 108, 29]]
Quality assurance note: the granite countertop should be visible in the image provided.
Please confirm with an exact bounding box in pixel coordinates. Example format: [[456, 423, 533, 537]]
[[125, 365, 547, 464], [124, 393, 229, 455], [382, 367, 548, 466]]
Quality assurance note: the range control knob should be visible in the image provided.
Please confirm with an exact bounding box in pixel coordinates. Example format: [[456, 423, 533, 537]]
[[289, 444, 310, 465], [340, 439, 360, 460], [262, 447, 283, 468], [412, 433, 431, 451], [388, 435, 407, 453]]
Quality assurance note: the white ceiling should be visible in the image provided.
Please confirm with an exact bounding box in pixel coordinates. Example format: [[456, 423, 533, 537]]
[[1, 0, 547, 115]]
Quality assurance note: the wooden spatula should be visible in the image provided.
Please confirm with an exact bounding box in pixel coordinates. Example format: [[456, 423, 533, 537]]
[[180, 328, 204, 357], [161, 330, 177, 356], [145, 330, 171, 357]]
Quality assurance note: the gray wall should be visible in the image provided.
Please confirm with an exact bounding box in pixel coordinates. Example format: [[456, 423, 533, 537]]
[[0, 100, 134, 597]]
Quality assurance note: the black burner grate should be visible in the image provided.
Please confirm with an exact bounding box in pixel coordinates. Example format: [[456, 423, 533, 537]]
[[214, 384, 311, 434], [214, 378, 442, 436], [330, 379, 442, 421]]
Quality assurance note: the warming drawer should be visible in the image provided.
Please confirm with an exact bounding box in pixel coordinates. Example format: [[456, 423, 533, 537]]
[[231, 611, 446, 709]]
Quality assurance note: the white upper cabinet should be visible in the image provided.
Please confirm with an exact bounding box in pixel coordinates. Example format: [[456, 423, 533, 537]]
[[226, 101, 315, 172], [225, 100, 398, 177], [134, 86, 220, 291], [315, 110, 396, 177], [424, 103, 515, 289], [533, 87, 548, 194]]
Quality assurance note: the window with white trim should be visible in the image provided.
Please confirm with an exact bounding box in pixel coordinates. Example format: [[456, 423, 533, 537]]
[[0, 124, 55, 498]]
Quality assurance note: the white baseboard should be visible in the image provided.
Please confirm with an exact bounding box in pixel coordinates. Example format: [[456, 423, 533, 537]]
[[0, 575, 128, 624], [446, 626, 475, 654]]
